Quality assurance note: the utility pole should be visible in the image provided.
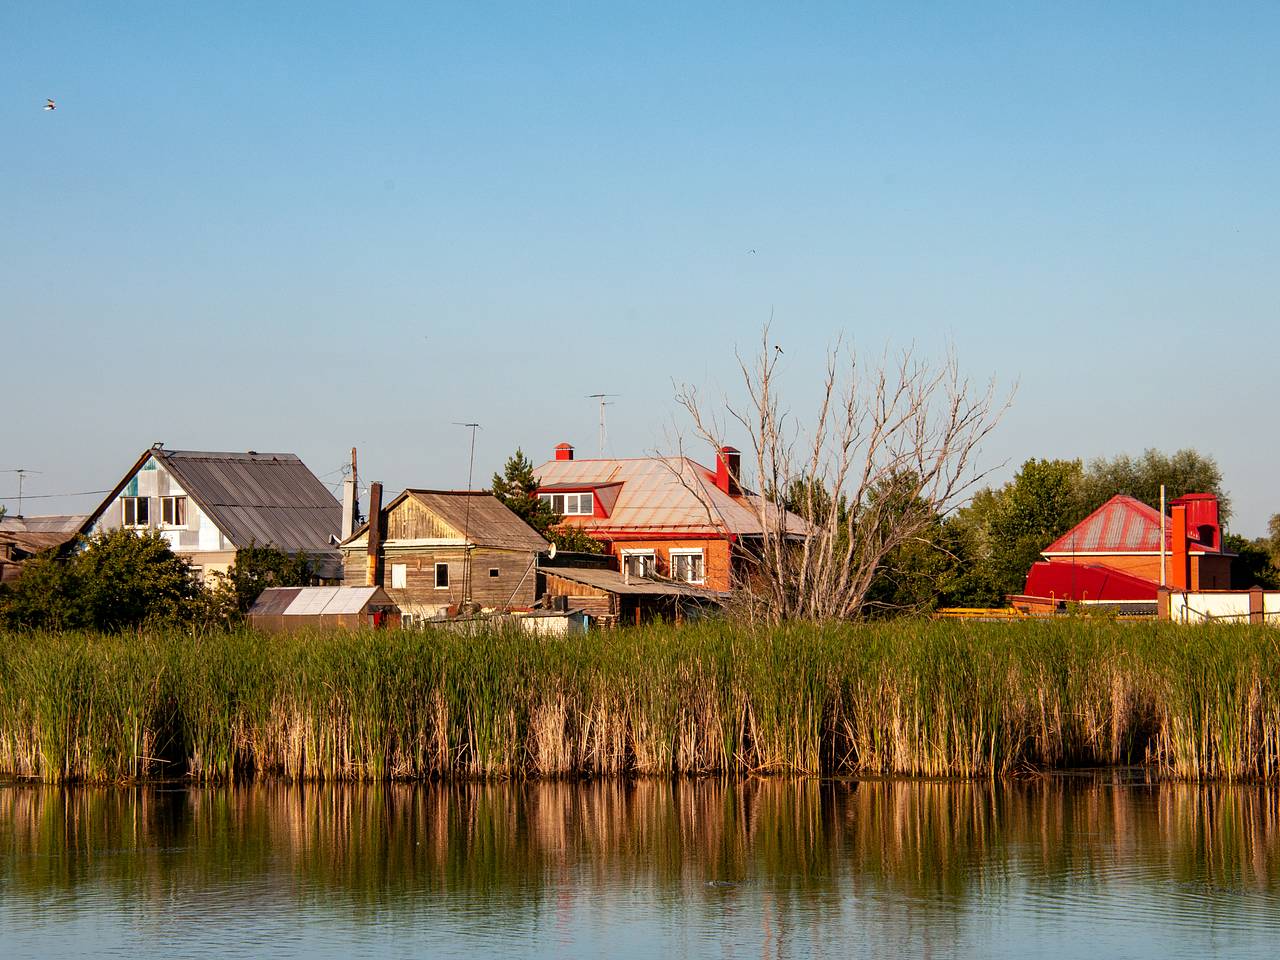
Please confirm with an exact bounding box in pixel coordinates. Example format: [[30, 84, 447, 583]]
[[587, 394, 618, 456], [1159, 484, 1167, 587], [453, 422, 482, 606]]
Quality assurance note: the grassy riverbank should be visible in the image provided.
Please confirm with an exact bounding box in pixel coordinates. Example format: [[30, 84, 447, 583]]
[[1, 621, 1278, 783]]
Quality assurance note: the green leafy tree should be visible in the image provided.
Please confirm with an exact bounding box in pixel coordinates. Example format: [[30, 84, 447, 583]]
[[216, 544, 318, 615], [1080, 448, 1229, 520], [1224, 533, 1280, 589], [1, 529, 198, 631], [976, 458, 1088, 599], [0, 548, 81, 630]]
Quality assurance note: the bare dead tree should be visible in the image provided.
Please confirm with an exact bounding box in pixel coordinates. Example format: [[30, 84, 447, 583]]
[[674, 325, 1009, 623]]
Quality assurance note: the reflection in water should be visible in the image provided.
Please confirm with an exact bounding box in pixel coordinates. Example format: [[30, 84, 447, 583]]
[[2, 776, 1279, 958]]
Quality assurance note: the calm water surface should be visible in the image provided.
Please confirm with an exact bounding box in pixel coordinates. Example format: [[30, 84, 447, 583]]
[[2, 775, 1279, 958]]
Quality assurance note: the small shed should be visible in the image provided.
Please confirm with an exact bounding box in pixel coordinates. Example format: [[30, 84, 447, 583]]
[[539, 566, 726, 627], [248, 586, 400, 633]]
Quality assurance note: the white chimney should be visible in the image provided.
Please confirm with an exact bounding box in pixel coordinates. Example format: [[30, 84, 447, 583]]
[[341, 446, 359, 540]]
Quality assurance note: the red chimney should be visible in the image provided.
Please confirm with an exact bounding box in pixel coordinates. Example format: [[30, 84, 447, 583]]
[[1171, 493, 1220, 551], [1169, 502, 1190, 590], [554, 442, 575, 461], [715, 446, 741, 496]]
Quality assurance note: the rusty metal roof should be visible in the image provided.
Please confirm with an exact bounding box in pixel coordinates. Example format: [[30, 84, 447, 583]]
[[341, 490, 549, 553], [1043, 495, 1220, 555], [0, 515, 85, 559], [534, 456, 806, 538], [405, 491, 550, 552], [542, 565, 729, 599]]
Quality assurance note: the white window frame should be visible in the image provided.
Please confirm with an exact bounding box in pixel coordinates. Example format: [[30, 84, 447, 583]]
[[122, 496, 149, 528], [160, 495, 187, 528], [434, 562, 450, 590], [539, 491, 594, 516], [391, 563, 408, 589], [621, 549, 656, 578], [669, 548, 706, 584], [489, 567, 500, 578]]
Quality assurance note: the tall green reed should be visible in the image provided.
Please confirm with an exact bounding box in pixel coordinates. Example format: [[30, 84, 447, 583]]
[[2, 620, 1279, 783]]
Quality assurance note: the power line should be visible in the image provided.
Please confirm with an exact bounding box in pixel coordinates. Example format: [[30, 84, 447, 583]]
[[2, 468, 43, 517], [0, 489, 109, 502]]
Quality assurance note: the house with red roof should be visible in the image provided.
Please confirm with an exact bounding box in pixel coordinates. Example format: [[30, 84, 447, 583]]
[[1012, 492, 1233, 613], [533, 442, 805, 593]]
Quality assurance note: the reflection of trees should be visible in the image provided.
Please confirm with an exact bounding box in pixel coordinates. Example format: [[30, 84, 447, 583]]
[[2, 779, 1279, 913]]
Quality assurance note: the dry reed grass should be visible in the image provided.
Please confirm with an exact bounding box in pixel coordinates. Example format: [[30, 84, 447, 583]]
[[1, 621, 1278, 783]]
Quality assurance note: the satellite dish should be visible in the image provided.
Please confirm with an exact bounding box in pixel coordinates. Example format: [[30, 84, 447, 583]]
[[547, 543, 557, 559]]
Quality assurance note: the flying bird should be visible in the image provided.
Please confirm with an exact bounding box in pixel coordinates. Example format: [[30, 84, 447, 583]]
[[748, 249, 757, 254], [44, 99, 56, 111]]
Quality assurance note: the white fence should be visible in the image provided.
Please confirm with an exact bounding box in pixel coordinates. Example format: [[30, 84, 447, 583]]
[[1166, 590, 1280, 625]]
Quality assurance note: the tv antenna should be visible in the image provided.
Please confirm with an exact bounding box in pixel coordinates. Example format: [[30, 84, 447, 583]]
[[453, 422, 482, 604], [3, 468, 42, 518], [587, 394, 619, 456]]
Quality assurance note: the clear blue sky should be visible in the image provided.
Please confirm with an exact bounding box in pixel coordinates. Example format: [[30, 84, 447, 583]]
[[4, 2, 1278, 533]]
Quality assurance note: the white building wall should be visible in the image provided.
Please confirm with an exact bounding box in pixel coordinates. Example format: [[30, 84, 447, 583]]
[[91, 456, 229, 557]]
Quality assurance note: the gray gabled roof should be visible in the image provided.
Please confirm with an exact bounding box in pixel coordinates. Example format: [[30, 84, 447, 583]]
[[342, 489, 549, 553], [158, 450, 340, 553], [85, 447, 341, 560]]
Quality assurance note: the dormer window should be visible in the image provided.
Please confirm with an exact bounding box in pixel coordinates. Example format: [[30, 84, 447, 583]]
[[540, 492, 594, 516]]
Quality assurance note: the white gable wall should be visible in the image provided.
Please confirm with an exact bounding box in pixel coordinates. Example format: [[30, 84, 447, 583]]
[[89, 456, 235, 577]]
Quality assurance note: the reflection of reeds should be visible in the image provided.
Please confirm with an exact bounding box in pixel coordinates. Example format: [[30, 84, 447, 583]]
[[3, 779, 1279, 905], [2, 622, 1280, 782]]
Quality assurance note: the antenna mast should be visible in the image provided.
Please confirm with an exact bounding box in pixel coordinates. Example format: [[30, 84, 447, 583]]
[[453, 422, 482, 606], [3, 469, 42, 518], [586, 394, 619, 456]]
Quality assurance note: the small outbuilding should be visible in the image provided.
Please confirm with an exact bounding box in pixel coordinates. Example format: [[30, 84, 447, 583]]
[[247, 586, 400, 633]]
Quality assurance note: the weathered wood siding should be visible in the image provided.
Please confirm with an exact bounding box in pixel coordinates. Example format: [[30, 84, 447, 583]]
[[342, 544, 540, 613], [385, 496, 463, 541], [541, 572, 617, 621]]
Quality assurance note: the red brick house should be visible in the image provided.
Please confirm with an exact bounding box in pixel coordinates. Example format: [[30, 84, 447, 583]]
[[533, 443, 805, 593], [1012, 492, 1233, 613]]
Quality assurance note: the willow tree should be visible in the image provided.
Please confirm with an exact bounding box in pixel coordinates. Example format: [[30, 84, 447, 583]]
[[675, 327, 1008, 622]]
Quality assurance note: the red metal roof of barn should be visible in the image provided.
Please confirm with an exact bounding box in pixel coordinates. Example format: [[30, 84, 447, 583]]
[[1042, 494, 1218, 555]]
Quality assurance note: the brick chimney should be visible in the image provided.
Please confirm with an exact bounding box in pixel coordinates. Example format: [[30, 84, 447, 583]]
[[366, 481, 384, 588], [714, 446, 741, 496], [555, 442, 575, 461], [1169, 501, 1190, 590], [1171, 493, 1220, 551]]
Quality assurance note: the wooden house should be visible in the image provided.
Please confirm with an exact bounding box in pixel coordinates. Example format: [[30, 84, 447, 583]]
[[0, 515, 85, 584], [339, 487, 549, 622], [81, 444, 344, 581]]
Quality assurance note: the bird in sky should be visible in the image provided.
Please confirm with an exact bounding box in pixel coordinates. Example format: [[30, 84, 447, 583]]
[[44, 99, 56, 111], [774, 345, 784, 355], [748, 249, 757, 254]]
